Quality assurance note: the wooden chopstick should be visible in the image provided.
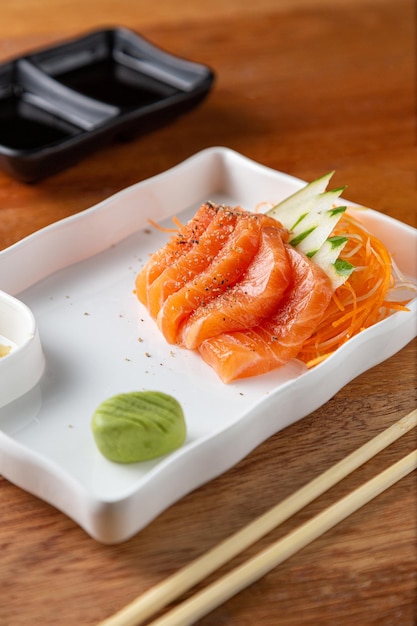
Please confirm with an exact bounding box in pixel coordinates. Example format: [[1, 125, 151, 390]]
[[98, 409, 416, 626], [148, 449, 417, 626]]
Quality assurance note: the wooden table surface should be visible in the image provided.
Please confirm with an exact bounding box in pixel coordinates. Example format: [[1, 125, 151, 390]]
[[1, 0, 416, 624]]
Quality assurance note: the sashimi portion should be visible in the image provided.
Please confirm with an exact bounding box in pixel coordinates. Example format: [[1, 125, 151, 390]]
[[134, 173, 410, 384], [181, 226, 291, 349], [157, 215, 263, 344], [135, 202, 218, 307], [146, 206, 240, 319], [198, 245, 333, 383]]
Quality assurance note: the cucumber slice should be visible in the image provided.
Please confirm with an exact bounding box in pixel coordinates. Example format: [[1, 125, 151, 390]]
[[266, 172, 355, 290], [311, 236, 355, 290], [275, 186, 346, 232], [267, 171, 335, 225], [292, 206, 347, 256], [326, 259, 355, 291], [267, 176, 347, 258]]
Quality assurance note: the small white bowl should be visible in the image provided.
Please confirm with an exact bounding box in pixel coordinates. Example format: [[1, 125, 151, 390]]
[[0, 290, 45, 408]]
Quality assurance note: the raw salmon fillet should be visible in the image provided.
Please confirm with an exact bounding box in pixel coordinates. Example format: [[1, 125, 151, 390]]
[[135, 201, 297, 373], [157, 215, 262, 344], [181, 226, 291, 349], [135, 202, 218, 307], [198, 245, 333, 383], [146, 206, 241, 319]]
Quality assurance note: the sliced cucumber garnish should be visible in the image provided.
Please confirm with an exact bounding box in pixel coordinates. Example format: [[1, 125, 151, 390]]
[[310, 236, 355, 290], [267, 172, 354, 289], [267, 170, 335, 222]]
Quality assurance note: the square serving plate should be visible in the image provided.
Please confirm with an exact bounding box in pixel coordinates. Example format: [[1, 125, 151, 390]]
[[0, 28, 214, 182], [0, 147, 416, 544]]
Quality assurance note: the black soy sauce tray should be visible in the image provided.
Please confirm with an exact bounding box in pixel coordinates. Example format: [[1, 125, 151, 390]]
[[0, 28, 215, 182]]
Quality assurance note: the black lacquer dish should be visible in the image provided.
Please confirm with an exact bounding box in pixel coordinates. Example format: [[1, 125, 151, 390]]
[[0, 28, 215, 181]]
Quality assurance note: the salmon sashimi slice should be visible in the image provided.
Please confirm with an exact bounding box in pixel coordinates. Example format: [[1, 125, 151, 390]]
[[181, 226, 292, 349], [157, 215, 264, 344], [146, 206, 241, 319], [198, 245, 333, 383], [135, 202, 218, 307]]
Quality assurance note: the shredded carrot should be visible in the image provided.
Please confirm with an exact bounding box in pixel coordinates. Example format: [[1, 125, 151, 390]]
[[172, 216, 184, 229], [381, 301, 410, 312], [254, 201, 274, 214], [305, 353, 334, 368], [297, 212, 416, 365], [147, 216, 183, 233]]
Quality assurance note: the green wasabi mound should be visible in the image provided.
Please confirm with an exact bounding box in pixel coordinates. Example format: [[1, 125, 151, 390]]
[[91, 391, 186, 463]]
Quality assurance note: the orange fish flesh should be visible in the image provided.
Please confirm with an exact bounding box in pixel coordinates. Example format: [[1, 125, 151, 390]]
[[198, 245, 333, 383]]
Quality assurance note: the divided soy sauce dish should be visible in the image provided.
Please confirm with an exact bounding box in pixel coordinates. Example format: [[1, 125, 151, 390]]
[[0, 28, 215, 181]]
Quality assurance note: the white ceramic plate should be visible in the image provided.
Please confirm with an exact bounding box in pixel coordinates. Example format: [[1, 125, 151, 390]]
[[0, 147, 416, 544]]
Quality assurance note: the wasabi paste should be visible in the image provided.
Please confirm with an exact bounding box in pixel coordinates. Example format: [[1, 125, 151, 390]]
[[91, 390, 186, 463]]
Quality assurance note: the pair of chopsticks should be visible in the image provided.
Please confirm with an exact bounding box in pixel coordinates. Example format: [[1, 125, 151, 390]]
[[99, 409, 417, 626]]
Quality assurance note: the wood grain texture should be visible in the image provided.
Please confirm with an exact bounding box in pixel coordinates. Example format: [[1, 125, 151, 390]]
[[0, 0, 416, 624]]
